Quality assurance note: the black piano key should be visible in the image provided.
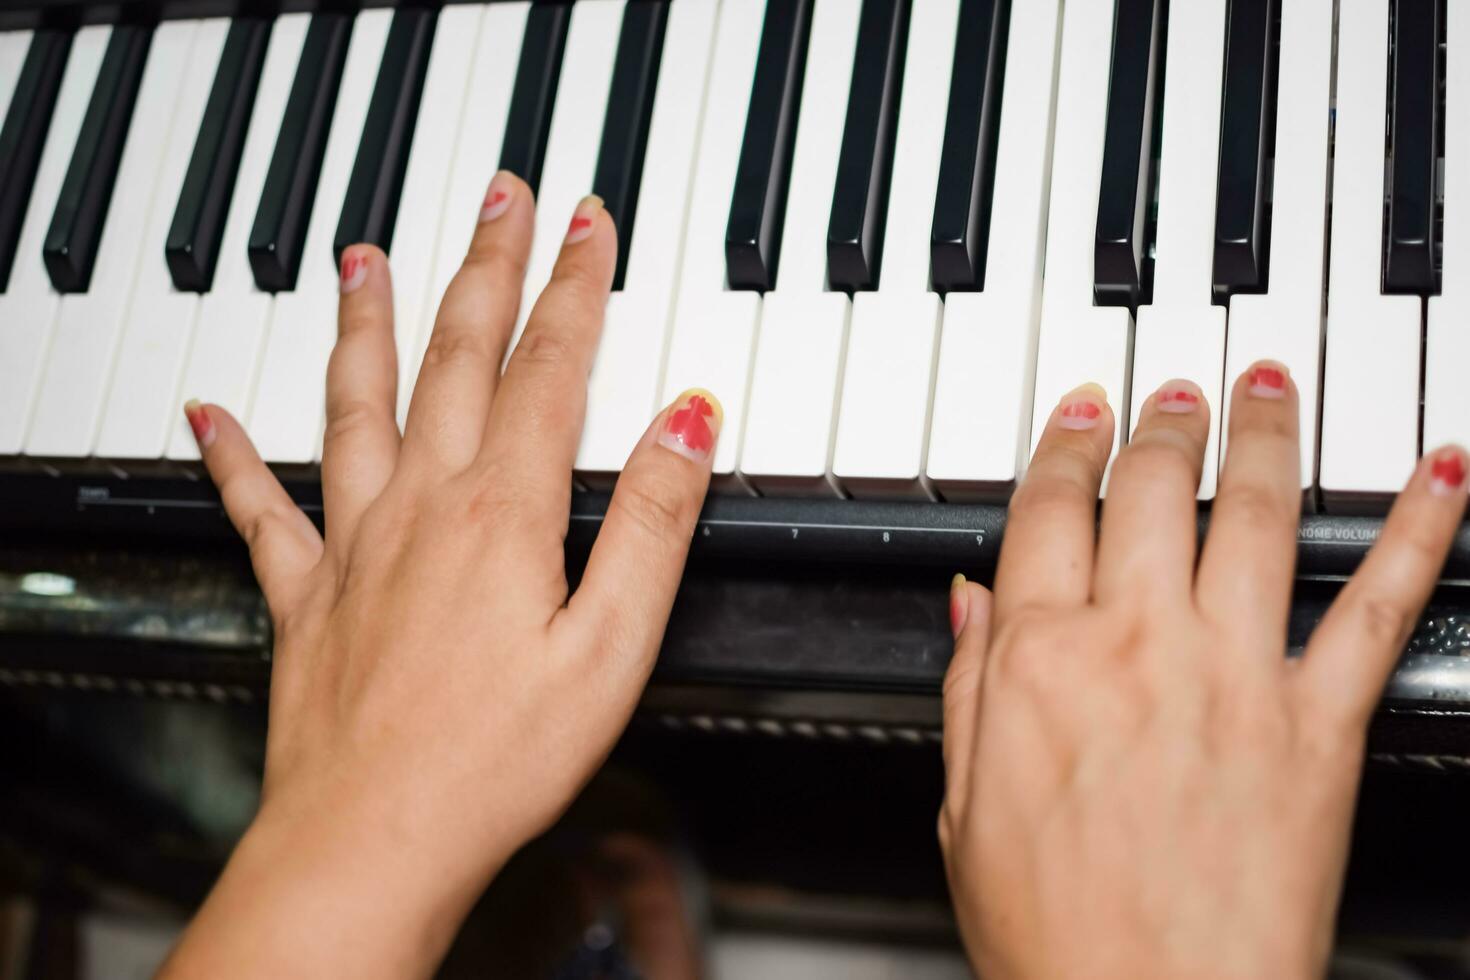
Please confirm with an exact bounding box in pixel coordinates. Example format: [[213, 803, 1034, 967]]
[[592, 0, 669, 290], [248, 12, 352, 293], [724, 0, 812, 292], [1094, 0, 1165, 305], [827, 0, 910, 293], [1384, 0, 1440, 294], [0, 29, 71, 292], [929, 0, 1007, 294], [1213, 0, 1278, 294], [42, 24, 151, 293], [499, 1, 571, 195], [333, 7, 436, 261], [165, 18, 271, 293]]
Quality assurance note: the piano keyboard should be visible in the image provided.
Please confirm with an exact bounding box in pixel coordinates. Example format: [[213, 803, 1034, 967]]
[[0, 0, 1453, 514]]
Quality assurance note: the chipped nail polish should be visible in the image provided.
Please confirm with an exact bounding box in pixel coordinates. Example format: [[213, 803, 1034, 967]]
[[183, 399, 215, 450], [1058, 386, 1105, 431], [564, 194, 603, 245], [658, 389, 723, 464], [340, 250, 367, 294], [1248, 364, 1287, 399], [479, 172, 513, 223], [1157, 385, 1201, 414], [1430, 451, 1468, 496], [949, 573, 968, 638]]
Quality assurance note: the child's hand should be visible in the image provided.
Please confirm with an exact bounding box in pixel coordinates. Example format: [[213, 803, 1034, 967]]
[[941, 368, 1468, 979], [164, 175, 721, 978]]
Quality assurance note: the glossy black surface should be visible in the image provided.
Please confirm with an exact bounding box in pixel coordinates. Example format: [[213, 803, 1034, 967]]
[[246, 11, 350, 292], [498, 0, 570, 196], [1212, 0, 1277, 295], [1093, 0, 1163, 305], [592, 0, 668, 290], [1383, 0, 1440, 295], [0, 29, 71, 291], [165, 17, 270, 292], [332, 6, 435, 259], [724, 0, 811, 292], [42, 23, 150, 292], [929, 0, 1006, 294], [826, 0, 908, 293]]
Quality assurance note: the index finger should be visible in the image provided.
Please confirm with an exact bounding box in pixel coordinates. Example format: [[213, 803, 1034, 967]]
[[993, 384, 1115, 620], [476, 195, 615, 522]]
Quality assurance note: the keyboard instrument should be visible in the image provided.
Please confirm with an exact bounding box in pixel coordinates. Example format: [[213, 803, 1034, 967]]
[[3, 0, 1470, 756]]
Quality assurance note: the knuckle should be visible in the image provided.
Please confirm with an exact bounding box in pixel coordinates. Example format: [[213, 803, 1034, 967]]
[[1212, 481, 1297, 536], [422, 328, 494, 373], [1117, 434, 1199, 487], [462, 235, 528, 284], [324, 396, 388, 442], [1347, 591, 1413, 651], [1010, 470, 1094, 523], [510, 327, 577, 371], [610, 476, 696, 546]]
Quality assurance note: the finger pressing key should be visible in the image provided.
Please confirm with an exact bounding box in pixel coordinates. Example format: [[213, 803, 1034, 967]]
[[993, 383, 1115, 618], [1196, 362, 1303, 645], [561, 389, 721, 676], [403, 171, 535, 473], [1298, 445, 1470, 728], [1092, 379, 1210, 609], [479, 194, 616, 520], [322, 245, 400, 546]]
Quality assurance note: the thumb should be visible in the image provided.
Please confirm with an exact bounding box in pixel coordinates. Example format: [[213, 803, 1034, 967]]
[[559, 389, 722, 675], [942, 577, 993, 805]]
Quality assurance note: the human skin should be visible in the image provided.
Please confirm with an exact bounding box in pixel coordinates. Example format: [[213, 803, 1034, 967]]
[[161, 175, 722, 979], [940, 369, 1469, 979]]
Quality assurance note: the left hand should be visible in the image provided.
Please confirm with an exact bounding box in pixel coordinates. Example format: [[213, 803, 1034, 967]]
[[162, 177, 722, 978]]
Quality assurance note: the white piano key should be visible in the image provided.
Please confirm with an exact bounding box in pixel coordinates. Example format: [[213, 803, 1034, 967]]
[[166, 13, 309, 461], [831, 0, 959, 499], [0, 31, 29, 121], [248, 9, 392, 465], [660, 0, 768, 487], [1129, 0, 1227, 500], [403, 2, 526, 426], [738, 0, 861, 495], [1221, 0, 1332, 493], [1319, 0, 1422, 503], [1027, 0, 1134, 490], [509, 0, 624, 355], [926, 0, 1064, 500], [577, 0, 720, 480], [25, 21, 202, 458], [0, 25, 107, 454], [1424, 1, 1470, 456], [387, 4, 481, 421], [92, 20, 233, 461]]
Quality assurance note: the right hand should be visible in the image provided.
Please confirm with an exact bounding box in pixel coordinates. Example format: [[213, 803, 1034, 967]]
[[940, 366, 1467, 978]]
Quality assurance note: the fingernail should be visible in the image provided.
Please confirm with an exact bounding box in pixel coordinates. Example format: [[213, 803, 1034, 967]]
[[1156, 380, 1202, 414], [658, 388, 723, 464], [1248, 361, 1288, 399], [1058, 383, 1107, 431], [183, 399, 215, 450], [479, 171, 514, 223], [564, 194, 603, 245], [949, 573, 968, 638], [1429, 449, 1468, 497], [340, 248, 368, 295]]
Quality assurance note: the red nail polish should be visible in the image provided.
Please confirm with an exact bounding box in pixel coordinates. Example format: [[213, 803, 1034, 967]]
[[1249, 365, 1287, 397], [183, 399, 215, 450], [1157, 388, 1201, 413], [1058, 399, 1102, 430], [658, 390, 723, 463], [340, 252, 366, 294], [1431, 452, 1467, 495], [949, 574, 968, 638], [568, 216, 592, 235]]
